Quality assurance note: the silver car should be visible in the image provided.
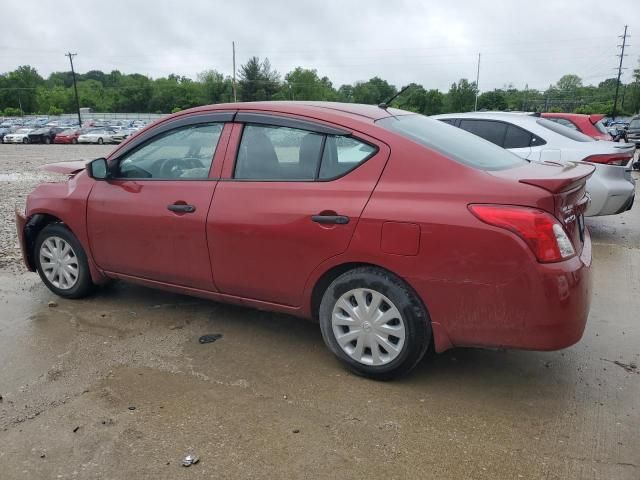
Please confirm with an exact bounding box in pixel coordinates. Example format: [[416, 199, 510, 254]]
[[433, 112, 635, 216]]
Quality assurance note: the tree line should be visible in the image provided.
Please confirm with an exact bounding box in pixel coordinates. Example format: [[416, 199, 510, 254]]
[[1, 56, 639, 117]]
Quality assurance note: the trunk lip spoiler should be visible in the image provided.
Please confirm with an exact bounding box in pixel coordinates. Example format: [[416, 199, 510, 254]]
[[518, 161, 595, 194]]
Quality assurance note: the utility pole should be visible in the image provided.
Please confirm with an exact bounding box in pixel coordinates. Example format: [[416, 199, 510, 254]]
[[232, 41, 237, 102], [612, 25, 629, 119], [65, 52, 82, 127], [522, 83, 528, 111], [474, 53, 481, 111]]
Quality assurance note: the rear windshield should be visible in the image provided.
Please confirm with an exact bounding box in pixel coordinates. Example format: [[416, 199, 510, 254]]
[[629, 119, 640, 129], [594, 120, 608, 134], [536, 118, 595, 142], [377, 114, 526, 171]]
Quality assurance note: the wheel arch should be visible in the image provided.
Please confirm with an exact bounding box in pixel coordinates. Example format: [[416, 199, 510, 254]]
[[309, 261, 429, 323], [23, 213, 66, 270]]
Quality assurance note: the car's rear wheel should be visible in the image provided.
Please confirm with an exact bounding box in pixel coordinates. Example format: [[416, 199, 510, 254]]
[[97, 137, 103, 145], [34, 224, 94, 299], [319, 267, 431, 380], [22, 138, 29, 144]]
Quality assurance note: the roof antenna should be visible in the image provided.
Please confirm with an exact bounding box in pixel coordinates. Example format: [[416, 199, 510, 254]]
[[378, 84, 412, 109]]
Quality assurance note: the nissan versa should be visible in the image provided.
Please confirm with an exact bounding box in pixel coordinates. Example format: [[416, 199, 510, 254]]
[[16, 102, 593, 379]]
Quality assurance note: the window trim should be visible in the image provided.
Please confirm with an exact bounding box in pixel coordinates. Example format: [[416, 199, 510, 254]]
[[109, 120, 227, 181], [230, 122, 379, 183], [110, 112, 235, 162], [235, 112, 349, 136]]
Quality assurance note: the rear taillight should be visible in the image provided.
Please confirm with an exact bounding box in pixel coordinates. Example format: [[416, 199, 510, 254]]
[[582, 153, 632, 166], [469, 205, 575, 263]]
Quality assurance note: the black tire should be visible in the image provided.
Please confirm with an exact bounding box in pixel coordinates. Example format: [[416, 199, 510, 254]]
[[97, 137, 103, 145], [44, 137, 51, 144], [34, 224, 95, 299], [319, 267, 431, 380], [22, 137, 29, 144], [72, 138, 78, 145]]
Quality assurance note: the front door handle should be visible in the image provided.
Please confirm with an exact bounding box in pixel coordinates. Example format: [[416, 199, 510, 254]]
[[167, 204, 196, 213], [311, 214, 350, 225]]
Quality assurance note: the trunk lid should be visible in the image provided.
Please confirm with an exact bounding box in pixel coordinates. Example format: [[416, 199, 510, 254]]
[[490, 161, 595, 251]]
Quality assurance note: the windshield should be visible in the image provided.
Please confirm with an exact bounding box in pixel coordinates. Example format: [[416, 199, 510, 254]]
[[629, 119, 640, 129], [377, 114, 526, 171], [536, 118, 595, 142], [594, 120, 608, 134]]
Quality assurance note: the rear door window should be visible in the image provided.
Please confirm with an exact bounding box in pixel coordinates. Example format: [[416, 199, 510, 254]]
[[458, 119, 507, 146], [234, 125, 324, 180]]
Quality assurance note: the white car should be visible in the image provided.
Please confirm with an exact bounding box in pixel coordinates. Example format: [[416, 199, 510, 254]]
[[2, 128, 33, 144], [432, 112, 636, 216], [77, 129, 116, 145]]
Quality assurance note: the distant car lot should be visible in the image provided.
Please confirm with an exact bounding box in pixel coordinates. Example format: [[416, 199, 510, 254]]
[[1, 116, 151, 144]]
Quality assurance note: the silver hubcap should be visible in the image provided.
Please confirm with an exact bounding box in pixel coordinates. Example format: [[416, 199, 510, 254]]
[[331, 288, 406, 366], [39, 236, 79, 290]]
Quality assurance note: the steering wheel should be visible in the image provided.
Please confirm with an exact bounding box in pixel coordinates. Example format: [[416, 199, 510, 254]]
[[158, 157, 204, 178]]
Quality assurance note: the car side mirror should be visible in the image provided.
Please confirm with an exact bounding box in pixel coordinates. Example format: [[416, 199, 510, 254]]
[[87, 158, 109, 180]]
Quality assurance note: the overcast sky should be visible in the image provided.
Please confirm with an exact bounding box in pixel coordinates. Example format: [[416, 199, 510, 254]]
[[1, 0, 638, 92]]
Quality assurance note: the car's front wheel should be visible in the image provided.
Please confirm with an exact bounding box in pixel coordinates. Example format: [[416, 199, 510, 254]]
[[97, 137, 103, 145], [34, 224, 94, 299], [22, 138, 29, 144], [319, 267, 431, 380]]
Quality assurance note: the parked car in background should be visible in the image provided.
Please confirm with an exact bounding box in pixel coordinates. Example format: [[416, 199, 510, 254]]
[[3, 128, 33, 144], [111, 128, 136, 144], [542, 113, 611, 141], [16, 102, 594, 379], [0, 126, 10, 142], [28, 127, 66, 144], [53, 128, 84, 144], [433, 112, 635, 216], [77, 128, 117, 144], [626, 116, 640, 148]]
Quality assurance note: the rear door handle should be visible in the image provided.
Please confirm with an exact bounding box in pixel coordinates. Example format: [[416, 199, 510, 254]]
[[311, 215, 350, 225], [167, 204, 196, 213]]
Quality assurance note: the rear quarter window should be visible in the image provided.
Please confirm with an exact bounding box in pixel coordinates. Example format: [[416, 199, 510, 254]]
[[536, 118, 595, 142]]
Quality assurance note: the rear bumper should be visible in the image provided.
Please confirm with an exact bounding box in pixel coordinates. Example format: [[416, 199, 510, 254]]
[[411, 230, 592, 353], [585, 164, 636, 216]]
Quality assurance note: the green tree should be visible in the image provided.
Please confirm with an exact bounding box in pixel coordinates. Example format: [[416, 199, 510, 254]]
[[352, 77, 396, 104], [4, 65, 44, 113], [282, 67, 337, 101], [446, 79, 477, 112], [238, 57, 280, 101], [477, 90, 507, 110]]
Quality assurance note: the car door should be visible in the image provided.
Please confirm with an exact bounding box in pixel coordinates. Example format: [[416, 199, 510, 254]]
[[207, 114, 390, 307], [87, 114, 232, 290]]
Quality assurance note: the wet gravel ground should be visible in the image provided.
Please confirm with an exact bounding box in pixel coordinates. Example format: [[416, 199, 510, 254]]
[[0, 145, 639, 479]]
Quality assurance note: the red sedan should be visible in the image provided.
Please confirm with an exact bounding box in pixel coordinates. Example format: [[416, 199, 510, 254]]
[[16, 102, 593, 379], [541, 113, 611, 141], [53, 128, 83, 144]]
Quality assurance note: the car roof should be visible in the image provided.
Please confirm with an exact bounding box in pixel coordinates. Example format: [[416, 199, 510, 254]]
[[179, 101, 406, 122]]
